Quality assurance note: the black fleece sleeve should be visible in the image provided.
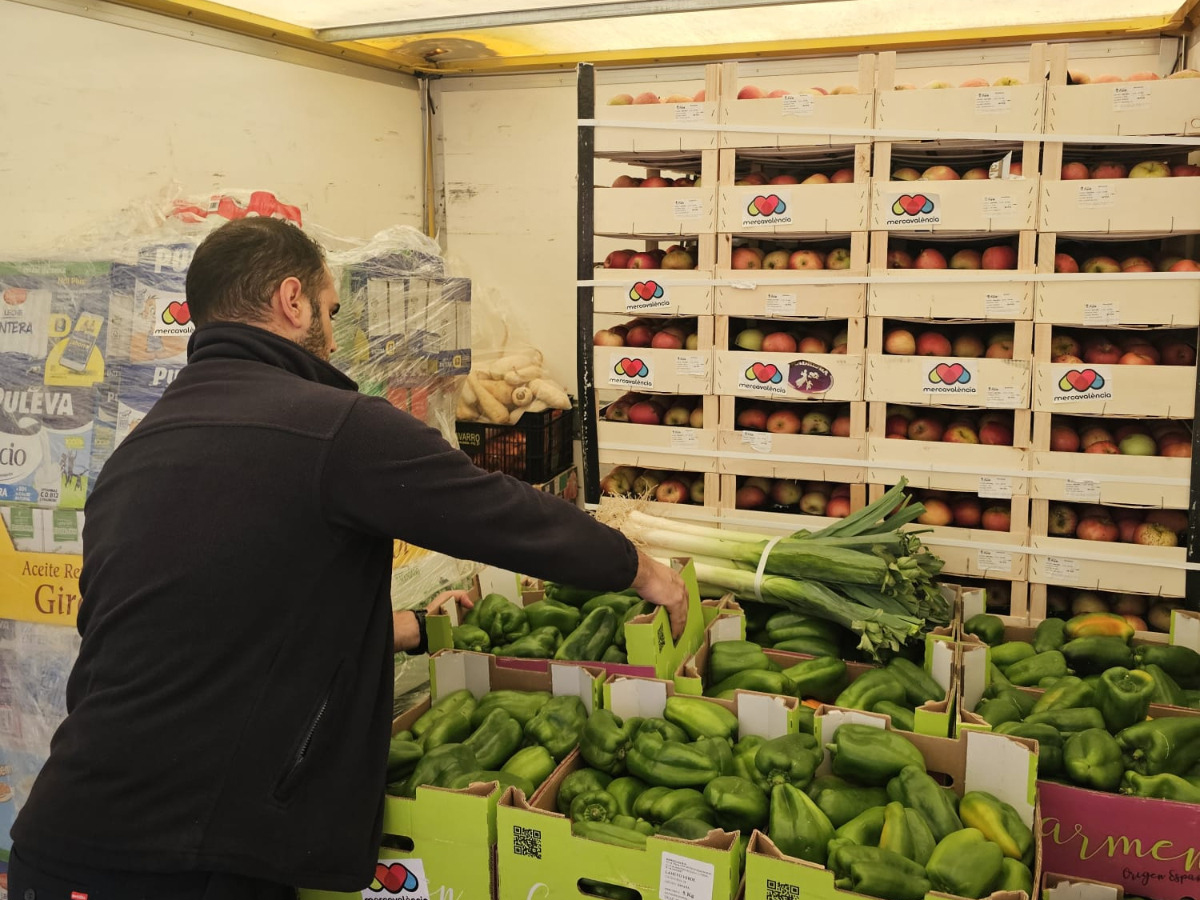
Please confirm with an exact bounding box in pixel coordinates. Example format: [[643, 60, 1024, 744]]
[[322, 395, 640, 591]]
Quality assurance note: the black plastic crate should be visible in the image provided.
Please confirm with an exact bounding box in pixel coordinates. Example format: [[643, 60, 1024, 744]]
[[456, 402, 575, 484]]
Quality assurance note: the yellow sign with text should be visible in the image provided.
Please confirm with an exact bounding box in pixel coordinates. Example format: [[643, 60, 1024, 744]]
[[0, 522, 82, 626]]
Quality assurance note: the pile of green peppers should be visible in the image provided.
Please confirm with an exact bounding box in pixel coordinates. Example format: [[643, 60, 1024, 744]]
[[386, 686, 589, 798], [967, 611, 1200, 804], [451, 589, 648, 664]]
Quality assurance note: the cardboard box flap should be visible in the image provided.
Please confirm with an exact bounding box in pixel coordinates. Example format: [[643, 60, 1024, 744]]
[[962, 587, 987, 623], [1171, 609, 1200, 652], [734, 691, 794, 740], [432, 648, 493, 696], [608, 675, 671, 719], [964, 729, 1037, 825], [961, 639, 990, 714], [478, 565, 522, 602], [552, 662, 599, 714], [710, 615, 744, 644], [928, 634, 955, 694], [815, 707, 890, 748], [1044, 877, 1123, 900]]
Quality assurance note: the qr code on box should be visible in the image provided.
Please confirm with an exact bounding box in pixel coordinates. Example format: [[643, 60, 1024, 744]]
[[513, 825, 542, 859], [766, 880, 800, 900]]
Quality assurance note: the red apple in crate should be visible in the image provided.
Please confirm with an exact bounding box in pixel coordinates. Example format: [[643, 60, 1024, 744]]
[[771, 479, 802, 507], [651, 329, 685, 350], [908, 417, 945, 442], [982, 245, 1017, 270], [767, 409, 803, 434], [1051, 334, 1082, 357], [731, 247, 762, 270], [801, 410, 832, 435], [960, 77, 990, 88], [1130, 160, 1170, 178], [1091, 162, 1128, 179], [625, 325, 654, 347], [887, 250, 914, 269], [693, 89, 706, 101], [826, 496, 851, 518], [981, 506, 1012, 532], [1054, 253, 1080, 273], [608, 93, 635, 105], [831, 413, 852, 437], [1008, 162, 1024, 176], [1118, 351, 1156, 365], [1078, 516, 1119, 542], [831, 169, 855, 183], [789, 250, 825, 269], [885, 415, 910, 436], [1134, 522, 1178, 546], [944, 424, 980, 444], [950, 249, 983, 269], [1128, 72, 1161, 81], [611, 175, 640, 188], [922, 166, 960, 181], [1121, 256, 1155, 272], [735, 484, 767, 509], [1084, 341, 1122, 365], [762, 332, 798, 353], [952, 334, 986, 358], [799, 491, 828, 516], [1121, 341, 1159, 362], [769, 174, 800, 185], [1146, 509, 1188, 532], [1082, 256, 1121, 273], [1050, 424, 1081, 452], [1161, 342, 1196, 365], [652, 478, 688, 504], [1170, 259, 1200, 272], [1172, 164, 1200, 177], [1061, 162, 1091, 180], [918, 500, 954, 527], [738, 85, 765, 99], [798, 336, 829, 354], [985, 339, 1014, 359], [914, 249, 948, 269], [1047, 504, 1079, 537], [916, 331, 952, 356], [1085, 440, 1121, 455], [604, 249, 635, 269], [827, 248, 853, 269], [737, 173, 769, 186], [736, 407, 768, 431], [948, 497, 980, 528], [884, 329, 917, 355], [1118, 517, 1140, 544], [1093, 74, 1124, 83], [633, 92, 661, 104], [980, 421, 1014, 445], [628, 252, 659, 270], [962, 168, 991, 180], [802, 173, 831, 185], [1079, 426, 1114, 448], [893, 168, 922, 182], [605, 398, 633, 421], [762, 250, 790, 270], [628, 401, 664, 425], [594, 329, 626, 347], [640, 176, 672, 188]]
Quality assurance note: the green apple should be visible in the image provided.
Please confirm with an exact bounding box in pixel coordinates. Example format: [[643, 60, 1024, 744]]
[[1119, 433, 1157, 456]]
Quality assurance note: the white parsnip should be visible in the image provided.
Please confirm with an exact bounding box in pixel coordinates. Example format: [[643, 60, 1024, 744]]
[[529, 378, 571, 410], [477, 379, 514, 408], [468, 373, 509, 424], [511, 385, 534, 407]]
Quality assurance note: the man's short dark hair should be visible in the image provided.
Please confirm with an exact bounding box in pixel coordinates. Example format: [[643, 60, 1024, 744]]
[[185, 218, 328, 327]]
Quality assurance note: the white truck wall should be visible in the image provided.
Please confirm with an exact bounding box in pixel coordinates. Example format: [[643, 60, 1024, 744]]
[[0, 1, 425, 254]]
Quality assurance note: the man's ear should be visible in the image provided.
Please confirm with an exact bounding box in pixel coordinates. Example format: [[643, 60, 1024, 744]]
[[276, 276, 307, 329]]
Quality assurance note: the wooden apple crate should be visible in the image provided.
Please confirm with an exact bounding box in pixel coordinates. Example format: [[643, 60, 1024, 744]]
[[716, 440, 866, 483], [868, 484, 1030, 580], [947, 577, 1031, 620], [713, 315, 865, 402], [595, 315, 715, 396], [874, 46, 1047, 137], [864, 317, 1034, 409], [594, 150, 718, 235], [594, 237, 717, 317], [715, 232, 867, 319], [871, 141, 1040, 232], [1034, 233, 1200, 326], [866, 403, 1031, 494], [1044, 44, 1200, 138], [1039, 143, 1200, 234], [1029, 411, 1191, 508], [598, 456, 721, 521], [1028, 498, 1187, 596], [594, 66, 722, 154], [717, 396, 867, 465], [718, 56, 875, 149], [716, 146, 870, 234], [1031, 323, 1197, 417], [597, 394, 720, 456], [1026, 583, 1183, 624], [719, 474, 867, 530]]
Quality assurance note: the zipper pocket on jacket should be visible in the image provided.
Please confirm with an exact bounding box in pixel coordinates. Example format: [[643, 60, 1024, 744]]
[[274, 663, 343, 802]]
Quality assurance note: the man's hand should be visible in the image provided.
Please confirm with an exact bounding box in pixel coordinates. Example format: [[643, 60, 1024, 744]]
[[427, 590, 474, 616], [393, 591, 476, 653], [629, 549, 688, 639]]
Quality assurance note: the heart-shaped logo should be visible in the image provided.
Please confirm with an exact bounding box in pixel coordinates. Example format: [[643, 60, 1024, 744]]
[[893, 193, 935, 216], [371, 861, 419, 894], [616, 357, 649, 378], [930, 362, 970, 384], [749, 194, 786, 217], [630, 280, 664, 302], [1060, 368, 1105, 392], [163, 300, 191, 326], [747, 362, 783, 384]]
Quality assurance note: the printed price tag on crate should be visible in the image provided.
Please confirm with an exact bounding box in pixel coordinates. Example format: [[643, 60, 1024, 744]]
[[660, 852, 716, 900], [987, 385, 1023, 406], [742, 431, 773, 453], [975, 89, 1012, 114], [1043, 556, 1081, 583], [978, 476, 1013, 499], [1076, 184, 1116, 208], [782, 94, 815, 116], [1082, 302, 1119, 326], [675, 355, 707, 377], [765, 292, 797, 316], [674, 103, 705, 123], [1064, 478, 1102, 503], [982, 195, 1017, 217], [1112, 84, 1152, 111], [984, 292, 1021, 317], [977, 549, 1014, 573], [670, 428, 699, 450], [674, 199, 704, 219]]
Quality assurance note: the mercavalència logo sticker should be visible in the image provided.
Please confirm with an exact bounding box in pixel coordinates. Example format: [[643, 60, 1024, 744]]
[[924, 361, 977, 395], [885, 192, 941, 227], [741, 193, 793, 228]]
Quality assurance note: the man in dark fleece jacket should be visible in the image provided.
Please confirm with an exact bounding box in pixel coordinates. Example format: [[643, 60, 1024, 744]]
[[10, 218, 687, 900]]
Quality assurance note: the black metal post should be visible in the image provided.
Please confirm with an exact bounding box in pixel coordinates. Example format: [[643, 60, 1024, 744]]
[[577, 63, 600, 504]]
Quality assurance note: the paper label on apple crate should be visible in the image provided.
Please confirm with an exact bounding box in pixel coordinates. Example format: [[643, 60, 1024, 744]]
[[674, 198, 704, 219], [1081, 301, 1119, 326], [982, 195, 1018, 218], [975, 89, 1012, 113], [670, 428, 699, 450], [1064, 478, 1102, 502], [987, 385, 1023, 406], [742, 431, 773, 453], [660, 851, 716, 900], [1076, 184, 1116, 208], [1043, 555, 1081, 583], [1112, 84, 1152, 111], [606, 351, 656, 389], [625, 279, 672, 313], [782, 93, 816, 116], [921, 360, 979, 397], [675, 354, 707, 377], [741, 190, 794, 228], [1050, 364, 1113, 404], [362, 858, 429, 899], [977, 549, 1014, 572], [883, 191, 941, 228], [765, 292, 797, 316], [674, 103, 705, 123], [978, 475, 1013, 499], [984, 292, 1021, 317]]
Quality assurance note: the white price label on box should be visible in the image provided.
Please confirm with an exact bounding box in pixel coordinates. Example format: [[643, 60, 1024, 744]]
[[975, 89, 1012, 113], [742, 431, 773, 453], [984, 292, 1021, 317], [1064, 478, 1102, 502], [670, 428, 699, 450], [977, 549, 1014, 572], [987, 385, 1023, 407], [674, 103, 705, 123], [765, 292, 797, 316], [978, 476, 1014, 499], [1082, 302, 1119, 326], [674, 198, 704, 219], [675, 354, 707, 376], [660, 852, 716, 900], [1112, 84, 1152, 111], [782, 94, 815, 116], [1077, 184, 1116, 208], [983, 195, 1017, 217], [1043, 555, 1081, 583]]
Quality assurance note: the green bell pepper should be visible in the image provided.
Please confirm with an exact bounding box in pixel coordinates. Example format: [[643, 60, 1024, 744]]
[[402, 743, 479, 797], [601, 646, 627, 664], [571, 820, 647, 849], [636, 717, 690, 744], [501, 745, 556, 789], [605, 775, 648, 816], [525, 694, 588, 761], [1031, 675, 1095, 715], [707, 669, 796, 699], [412, 689, 478, 739], [987, 662, 1012, 694], [782, 656, 849, 703], [447, 769, 535, 797], [877, 801, 916, 862], [470, 690, 550, 727], [387, 736, 423, 783], [658, 817, 715, 840], [807, 775, 889, 828], [542, 583, 610, 607], [886, 657, 946, 705], [991, 641, 1037, 670], [581, 592, 638, 617], [835, 806, 887, 845], [1005, 650, 1069, 687], [755, 733, 822, 789], [927, 828, 1004, 900], [555, 607, 619, 662], [696, 735, 734, 777], [829, 724, 925, 786], [579, 710, 639, 776], [1117, 716, 1200, 775], [463, 708, 524, 769], [476, 594, 531, 645], [964, 613, 1005, 646], [769, 782, 835, 865], [959, 791, 1034, 864], [903, 808, 936, 866], [626, 732, 721, 788], [632, 785, 671, 820], [557, 767, 613, 815], [975, 693, 1026, 729], [577, 879, 641, 900], [452, 624, 491, 652], [500, 626, 562, 659], [1120, 770, 1200, 803], [766, 611, 846, 646], [664, 695, 739, 741], [997, 859, 1034, 897], [732, 735, 770, 791], [1135, 644, 1200, 686], [647, 787, 714, 825], [422, 709, 473, 752], [829, 844, 931, 900], [571, 789, 620, 824], [886, 765, 963, 842], [1142, 663, 1186, 707], [834, 668, 907, 712], [994, 722, 1064, 777], [1024, 706, 1107, 733], [709, 640, 773, 685], [774, 636, 840, 657], [872, 701, 915, 733], [1063, 728, 1124, 792], [1062, 636, 1136, 675], [704, 776, 769, 832], [1096, 666, 1156, 732], [1033, 618, 1068, 654], [526, 597, 582, 636]]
